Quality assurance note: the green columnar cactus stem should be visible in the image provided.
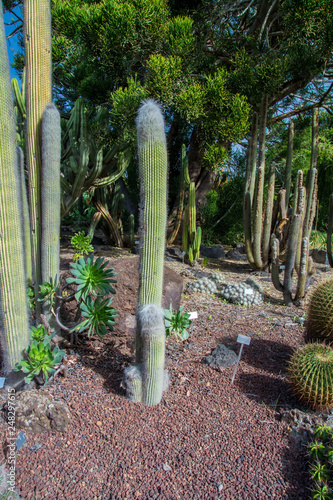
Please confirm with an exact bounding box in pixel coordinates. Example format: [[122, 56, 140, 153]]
[[133, 99, 168, 406], [193, 226, 202, 261], [243, 99, 273, 271], [262, 162, 275, 268], [24, 0, 52, 311], [310, 108, 319, 172], [17, 146, 32, 286], [188, 181, 196, 239], [327, 194, 333, 268], [285, 122, 294, 210], [167, 144, 187, 245], [41, 104, 61, 285], [128, 214, 135, 247], [41, 104, 61, 330], [140, 304, 166, 406], [0, 2, 30, 373], [244, 112, 258, 203], [136, 99, 167, 309]]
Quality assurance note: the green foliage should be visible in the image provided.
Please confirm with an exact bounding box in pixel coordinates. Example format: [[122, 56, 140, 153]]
[[307, 426, 333, 499], [288, 343, 333, 410], [71, 231, 94, 261], [30, 324, 53, 343], [67, 255, 117, 302], [14, 339, 65, 384], [164, 305, 192, 341], [74, 296, 118, 338], [38, 276, 59, 304]]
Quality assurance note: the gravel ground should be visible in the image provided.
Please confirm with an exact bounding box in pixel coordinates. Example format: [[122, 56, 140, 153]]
[[1, 252, 332, 500]]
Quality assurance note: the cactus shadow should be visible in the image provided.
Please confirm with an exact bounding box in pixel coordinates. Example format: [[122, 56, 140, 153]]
[[235, 336, 295, 376]]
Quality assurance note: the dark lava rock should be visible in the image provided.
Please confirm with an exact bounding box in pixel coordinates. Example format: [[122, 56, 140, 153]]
[[310, 248, 327, 265], [233, 242, 246, 254], [166, 247, 184, 261], [202, 344, 238, 369], [226, 249, 247, 261], [3, 390, 71, 433], [200, 245, 226, 260]]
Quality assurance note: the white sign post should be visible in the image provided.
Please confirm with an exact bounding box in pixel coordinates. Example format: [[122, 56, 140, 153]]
[[231, 334, 251, 384], [188, 311, 198, 335]]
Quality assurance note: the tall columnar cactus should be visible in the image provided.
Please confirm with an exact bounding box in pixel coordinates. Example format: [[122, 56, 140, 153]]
[[327, 194, 333, 268], [244, 96, 274, 270], [125, 99, 168, 406], [182, 180, 202, 264], [24, 0, 53, 312], [0, 1, 30, 373], [167, 144, 188, 245], [128, 213, 135, 247]]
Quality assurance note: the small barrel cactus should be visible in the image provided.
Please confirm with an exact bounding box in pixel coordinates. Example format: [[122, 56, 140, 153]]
[[288, 343, 333, 410], [306, 278, 333, 343]]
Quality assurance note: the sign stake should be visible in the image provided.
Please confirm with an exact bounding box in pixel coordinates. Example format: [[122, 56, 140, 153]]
[[231, 334, 251, 384]]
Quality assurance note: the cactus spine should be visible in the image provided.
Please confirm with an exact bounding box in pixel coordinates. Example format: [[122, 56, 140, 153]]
[[0, 1, 30, 372], [125, 100, 168, 406], [24, 0, 53, 311]]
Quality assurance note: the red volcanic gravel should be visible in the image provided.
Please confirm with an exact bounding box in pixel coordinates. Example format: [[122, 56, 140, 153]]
[[1, 253, 331, 500]]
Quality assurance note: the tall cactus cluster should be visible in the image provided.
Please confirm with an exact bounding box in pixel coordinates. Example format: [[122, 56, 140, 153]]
[[124, 100, 168, 406], [0, 0, 61, 372], [243, 97, 318, 305]]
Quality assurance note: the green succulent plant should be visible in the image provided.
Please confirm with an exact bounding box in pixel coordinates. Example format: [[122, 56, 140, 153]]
[[307, 278, 333, 343], [311, 463, 331, 484], [38, 276, 59, 303], [67, 255, 117, 302], [73, 296, 118, 338], [71, 231, 94, 262], [164, 305, 192, 341], [14, 340, 65, 384], [30, 324, 53, 343], [312, 484, 333, 500], [288, 343, 333, 409]]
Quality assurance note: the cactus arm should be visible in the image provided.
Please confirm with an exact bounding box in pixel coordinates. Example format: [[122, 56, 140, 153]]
[[0, 1, 30, 372], [88, 211, 102, 241], [258, 96, 268, 174], [303, 168, 318, 239], [12, 77, 26, 119], [188, 181, 196, 240], [247, 112, 258, 204], [167, 145, 187, 245], [41, 104, 61, 284], [182, 206, 189, 255], [284, 122, 294, 210], [17, 147, 33, 286], [296, 237, 310, 300], [271, 236, 284, 292], [295, 186, 306, 272], [292, 170, 303, 216], [140, 304, 166, 406], [243, 191, 256, 269], [193, 226, 202, 261], [24, 0, 52, 304], [327, 194, 333, 268], [93, 151, 130, 187], [262, 162, 276, 268], [128, 214, 135, 246], [252, 166, 264, 269], [283, 214, 301, 305]]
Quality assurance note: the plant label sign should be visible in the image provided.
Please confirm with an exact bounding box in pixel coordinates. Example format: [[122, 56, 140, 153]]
[[0, 377, 5, 388], [189, 311, 198, 320], [16, 431, 27, 451], [237, 334, 251, 345], [231, 335, 251, 384]]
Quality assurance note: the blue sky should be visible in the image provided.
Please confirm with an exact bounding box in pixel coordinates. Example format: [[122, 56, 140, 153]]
[[4, 8, 22, 81]]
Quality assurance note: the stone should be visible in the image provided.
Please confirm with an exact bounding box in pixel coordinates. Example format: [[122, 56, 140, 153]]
[[226, 249, 247, 261], [245, 277, 264, 293], [166, 247, 183, 260], [233, 242, 246, 254], [3, 390, 71, 433], [200, 245, 226, 260], [3, 371, 36, 392], [310, 248, 327, 264], [202, 344, 238, 369]]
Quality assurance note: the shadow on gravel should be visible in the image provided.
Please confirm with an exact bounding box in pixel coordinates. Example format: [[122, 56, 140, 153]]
[[236, 372, 302, 411], [69, 336, 133, 397], [280, 442, 310, 500], [238, 336, 294, 376]]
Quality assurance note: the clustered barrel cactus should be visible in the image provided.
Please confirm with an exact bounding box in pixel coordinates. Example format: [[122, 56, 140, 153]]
[[124, 99, 169, 406]]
